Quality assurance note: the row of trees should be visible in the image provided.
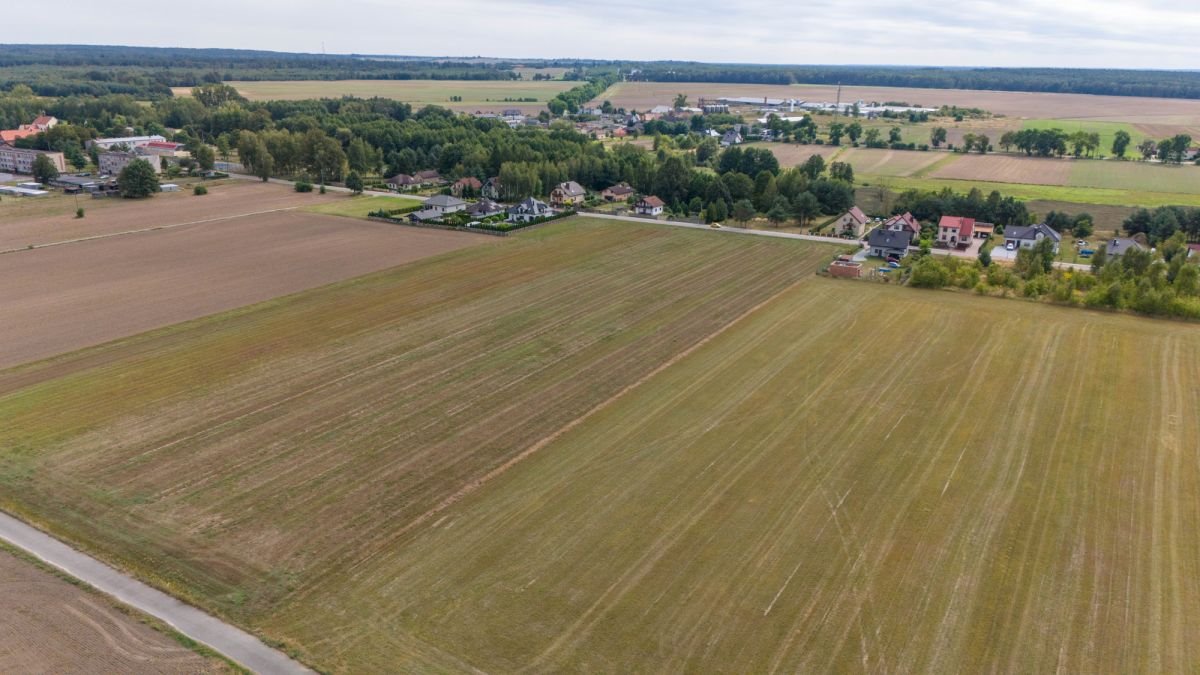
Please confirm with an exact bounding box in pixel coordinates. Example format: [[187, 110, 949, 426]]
[[1123, 205, 1200, 244]]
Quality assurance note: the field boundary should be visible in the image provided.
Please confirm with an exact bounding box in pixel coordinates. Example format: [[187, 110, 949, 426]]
[[0, 510, 312, 674]]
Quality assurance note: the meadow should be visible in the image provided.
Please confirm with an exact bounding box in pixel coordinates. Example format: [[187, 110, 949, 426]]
[[3, 217, 1198, 671], [178, 80, 575, 112]]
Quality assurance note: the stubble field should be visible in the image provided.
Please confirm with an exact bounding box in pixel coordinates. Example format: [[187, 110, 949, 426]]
[[3, 218, 1198, 672], [0, 548, 226, 674]]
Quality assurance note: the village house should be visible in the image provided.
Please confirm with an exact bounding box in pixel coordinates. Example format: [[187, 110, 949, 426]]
[[884, 212, 922, 238], [601, 183, 635, 202], [451, 176, 483, 198], [867, 228, 913, 259], [0, 143, 66, 175], [937, 216, 975, 249], [409, 194, 467, 222], [0, 115, 59, 144], [549, 181, 586, 208], [1004, 224, 1062, 253], [385, 174, 420, 190], [1106, 238, 1147, 258], [635, 196, 665, 216], [1188, 243, 1200, 259], [415, 169, 445, 186], [833, 206, 870, 238], [721, 128, 744, 147], [482, 176, 504, 200], [507, 197, 555, 223], [466, 198, 505, 219]]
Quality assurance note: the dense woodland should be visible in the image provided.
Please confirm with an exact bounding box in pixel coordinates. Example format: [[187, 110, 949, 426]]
[[6, 46, 1200, 100]]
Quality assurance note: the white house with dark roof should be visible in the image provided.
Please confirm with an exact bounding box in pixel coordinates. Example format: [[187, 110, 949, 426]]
[[550, 181, 586, 208], [868, 228, 913, 259], [508, 197, 555, 223], [1004, 224, 1062, 253], [1106, 238, 1147, 258]]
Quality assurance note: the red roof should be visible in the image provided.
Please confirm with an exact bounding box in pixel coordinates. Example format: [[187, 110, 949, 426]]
[[886, 212, 921, 234], [0, 128, 36, 143], [32, 116, 55, 127], [847, 206, 868, 224], [145, 141, 183, 150], [939, 215, 975, 239], [454, 177, 482, 188], [639, 196, 665, 208]]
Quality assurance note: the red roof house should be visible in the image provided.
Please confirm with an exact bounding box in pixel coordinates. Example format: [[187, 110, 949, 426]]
[[937, 215, 975, 248]]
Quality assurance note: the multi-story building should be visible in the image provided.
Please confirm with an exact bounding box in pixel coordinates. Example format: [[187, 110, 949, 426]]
[[0, 143, 67, 175], [98, 151, 163, 176]]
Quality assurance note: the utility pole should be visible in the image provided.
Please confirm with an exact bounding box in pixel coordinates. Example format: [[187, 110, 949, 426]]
[[836, 82, 842, 116]]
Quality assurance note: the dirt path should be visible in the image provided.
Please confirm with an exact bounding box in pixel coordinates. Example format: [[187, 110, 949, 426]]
[[0, 511, 311, 674]]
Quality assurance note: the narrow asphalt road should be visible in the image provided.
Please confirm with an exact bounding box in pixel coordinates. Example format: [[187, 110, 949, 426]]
[[0, 511, 313, 674]]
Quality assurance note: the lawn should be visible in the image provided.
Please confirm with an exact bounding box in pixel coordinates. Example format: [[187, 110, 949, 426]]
[[302, 194, 424, 219], [1068, 160, 1200, 194], [0, 217, 840, 670]]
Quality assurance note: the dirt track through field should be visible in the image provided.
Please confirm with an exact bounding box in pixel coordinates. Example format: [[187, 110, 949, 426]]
[[0, 210, 490, 368], [0, 549, 222, 674]]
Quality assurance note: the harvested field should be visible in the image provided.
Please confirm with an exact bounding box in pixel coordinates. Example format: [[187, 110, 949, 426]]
[[178, 80, 574, 113], [1023, 200, 1134, 235], [598, 82, 1200, 129], [1068, 160, 1200, 195], [0, 180, 338, 251], [0, 548, 224, 674], [928, 153, 1074, 186], [0, 208, 489, 368], [746, 142, 842, 167], [835, 147, 949, 177], [277, 279, 1200, 673], [0, 218, 841, 669]]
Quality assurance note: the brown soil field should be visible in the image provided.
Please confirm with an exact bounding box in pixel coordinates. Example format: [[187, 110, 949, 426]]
[[598, 82, 1200, 126], [745, 142, 842, 167], [930, 153, 1074, 185], [0, 549, 224, 674], [0, 210, 491, 368], [0, 181, 338, 251]]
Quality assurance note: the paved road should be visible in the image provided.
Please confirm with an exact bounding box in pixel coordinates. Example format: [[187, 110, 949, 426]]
[[0, 511, 312, 674]]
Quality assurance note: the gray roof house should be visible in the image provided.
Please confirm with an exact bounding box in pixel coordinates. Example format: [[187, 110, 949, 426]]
[[424, 194, 467, 213], [508, 197, 555, 223], [721, 128, 744, 147], [868, 229, 913, 259], [467, 198, 505, 218], [1004, 224, 1062, 253], [1106, 238, 1148, 258]]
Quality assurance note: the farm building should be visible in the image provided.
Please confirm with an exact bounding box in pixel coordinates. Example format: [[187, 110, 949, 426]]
[[0, 185, 48, 197], [1005, 224, 1062, 253], [828, 260, 863, 278], [550, 181, 586, 208], [868, 229, 913, 259], [833, 207, 870, 238], [635, 196, 665, 216], [937, 216, 975, 249], [86, 135, 167, 151]]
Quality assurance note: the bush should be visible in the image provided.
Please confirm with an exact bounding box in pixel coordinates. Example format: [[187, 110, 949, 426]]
[[75, 207, 84, 218], [295, 180, 313, 193], [909, 257, 951, 288], [193, 185, 208, 196]]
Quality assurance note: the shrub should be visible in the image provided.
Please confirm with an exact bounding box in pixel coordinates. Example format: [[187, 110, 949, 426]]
[[295, 180, 313, 193], [75, 207, 84, 218], [193, 185, 208, 196]]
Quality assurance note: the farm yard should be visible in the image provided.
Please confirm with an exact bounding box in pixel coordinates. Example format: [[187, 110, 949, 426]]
[[3, 217, 1199, 672], [0, 548, 226, 674], [177, 80, 575, 113], [0, 185, 484, 367]]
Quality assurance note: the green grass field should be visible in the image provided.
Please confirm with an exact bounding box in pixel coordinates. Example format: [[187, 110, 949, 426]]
[[859, 173, 1200, 208], [302, 194, 423, 219], [174, 80, 574, 109], [1068, 160, 1200, 194], [3, 219, 1199, 671]]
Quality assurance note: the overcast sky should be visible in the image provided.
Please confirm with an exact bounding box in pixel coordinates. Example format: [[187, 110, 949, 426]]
[[6, 0, 1200, 69]]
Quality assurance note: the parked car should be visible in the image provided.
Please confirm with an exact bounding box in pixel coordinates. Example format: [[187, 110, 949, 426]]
[[1080, 249, 1095, 257], [710, 222, 722, 229], [886, 256, 901, 264], [888, 261, 901, 268], [1006, 241, 1016, 251]]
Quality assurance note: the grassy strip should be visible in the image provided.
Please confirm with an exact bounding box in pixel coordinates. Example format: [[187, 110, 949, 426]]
[[859, 173, 1200, 208], [302, 195, 424, 219]]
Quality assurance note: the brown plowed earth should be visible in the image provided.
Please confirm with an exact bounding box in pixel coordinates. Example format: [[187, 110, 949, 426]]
[[0, 208, 491, 368]]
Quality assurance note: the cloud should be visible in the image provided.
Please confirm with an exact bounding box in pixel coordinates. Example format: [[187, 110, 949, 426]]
[[5, 0, 1200, 69]]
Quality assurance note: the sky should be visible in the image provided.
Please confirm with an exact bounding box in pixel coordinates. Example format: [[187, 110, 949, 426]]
[[5, 0, 1200, 69]]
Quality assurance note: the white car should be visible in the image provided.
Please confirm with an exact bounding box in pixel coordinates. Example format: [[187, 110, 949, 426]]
[[1005, 241, 1016, 251]]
